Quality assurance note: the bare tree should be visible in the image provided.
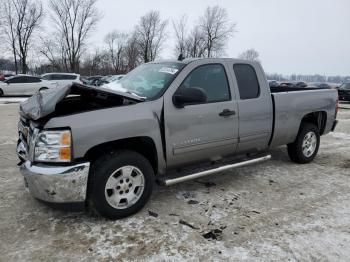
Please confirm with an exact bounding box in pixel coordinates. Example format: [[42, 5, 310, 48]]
[[135, 10, 168, 63], [184, 25, 206, 58], [49, 0, 100, 72], [172, 14, 188, 56], [238, 48, 261, 62], [104, 31, 128, 73], [124, 32, 140, 71], [14, 0, 43, 73], [40, 37, 66, 71], [1, 0, 19, 73], [1, 0, 43, 74], [199, 5, 236, 57]]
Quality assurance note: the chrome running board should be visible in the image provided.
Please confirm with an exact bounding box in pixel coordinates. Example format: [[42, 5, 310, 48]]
[[160, 155, 271, 186]]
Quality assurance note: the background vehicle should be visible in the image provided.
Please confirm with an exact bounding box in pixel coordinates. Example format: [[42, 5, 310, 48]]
[[268, 80, 279, 88], [308, 82, 331, 89], [338, 82, 350, 101], [279, 82, 295, 88], [4, 74, 15, 80], [86, 75, 102, 86], [293, 81, 307, 88], [17, 58, 338, 219], [0, 75, 57, 96], [41, 73, 82, 88], [95, 75, 125, 86]]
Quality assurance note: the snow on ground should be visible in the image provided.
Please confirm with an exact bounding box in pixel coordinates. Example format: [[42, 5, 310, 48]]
[[0, 97, 28, 105]]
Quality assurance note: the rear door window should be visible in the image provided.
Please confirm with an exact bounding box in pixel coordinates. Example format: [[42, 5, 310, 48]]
[[233, 64, 260, 99]]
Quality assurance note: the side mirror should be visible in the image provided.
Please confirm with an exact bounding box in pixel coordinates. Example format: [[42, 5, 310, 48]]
[[173, 87, 207, 108]]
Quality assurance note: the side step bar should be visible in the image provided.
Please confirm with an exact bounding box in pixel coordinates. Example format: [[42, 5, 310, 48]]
[[160, 155, 271, 186]]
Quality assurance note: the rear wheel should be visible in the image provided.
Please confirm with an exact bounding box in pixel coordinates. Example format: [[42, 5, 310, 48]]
[[0, 89, 3, 96], [287, 123, 320, 164], [88, 150, 154, 219]]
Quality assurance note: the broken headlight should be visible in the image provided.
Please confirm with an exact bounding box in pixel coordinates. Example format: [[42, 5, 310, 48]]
[[34, 130, 71, 162]]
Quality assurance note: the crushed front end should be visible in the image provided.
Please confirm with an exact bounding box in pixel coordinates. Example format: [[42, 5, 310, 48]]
[[17, 116, 90, 207]]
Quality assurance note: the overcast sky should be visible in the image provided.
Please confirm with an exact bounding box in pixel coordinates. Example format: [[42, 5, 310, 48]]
[[94, 0, 349, 76]]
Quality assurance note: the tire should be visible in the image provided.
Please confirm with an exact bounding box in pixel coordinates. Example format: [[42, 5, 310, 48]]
[[88, 150, 154, 219], [0, 89, 3, 96], [287, 123, 320, 164]]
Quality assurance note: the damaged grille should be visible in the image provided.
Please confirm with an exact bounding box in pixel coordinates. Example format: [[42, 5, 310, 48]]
[[17, 117, 36, 162]]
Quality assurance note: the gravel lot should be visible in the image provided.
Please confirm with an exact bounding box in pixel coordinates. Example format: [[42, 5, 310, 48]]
[[0, 102, 349, 261]]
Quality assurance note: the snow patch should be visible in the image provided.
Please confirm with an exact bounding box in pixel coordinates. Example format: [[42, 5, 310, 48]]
[[329, 132, 350, 140]]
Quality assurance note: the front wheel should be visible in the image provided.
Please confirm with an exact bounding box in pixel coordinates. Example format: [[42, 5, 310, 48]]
[[0, 89, 3, 96], [287, 123, 320, 164], [88, 150, 154, 219]]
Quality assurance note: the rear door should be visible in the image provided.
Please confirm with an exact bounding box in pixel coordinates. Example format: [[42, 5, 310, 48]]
[[228, 62, 273, 152], [163, 60, 239, 168]]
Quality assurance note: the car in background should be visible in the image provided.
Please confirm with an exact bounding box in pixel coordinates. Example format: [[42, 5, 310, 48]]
[[268, 80, 279, 88], [338, 82, 350, 101], [86, 76, 102, 86], [0, 75, 57, 96], [80, 76, 90, 85], [0, 74, 15, 81], [308, 82, 331, 89], [41, 73, 82, 88], [100, 75, 125, 87], [328, 83, 341, 89], [95, 75, 112, 86], [293, 81, 307, 88], [4, 74, 15, 80], [279, 82, 295, 88]]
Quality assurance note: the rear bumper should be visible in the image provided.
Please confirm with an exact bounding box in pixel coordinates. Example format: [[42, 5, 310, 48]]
[[19, 161, 90, 204]]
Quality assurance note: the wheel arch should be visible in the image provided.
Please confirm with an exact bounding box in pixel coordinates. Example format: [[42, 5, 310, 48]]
[[83, 136, 159, 174], [300, 111, 327, 135]]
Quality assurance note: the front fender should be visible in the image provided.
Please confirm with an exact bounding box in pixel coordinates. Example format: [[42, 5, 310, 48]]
[[44, 99, 166, 172]]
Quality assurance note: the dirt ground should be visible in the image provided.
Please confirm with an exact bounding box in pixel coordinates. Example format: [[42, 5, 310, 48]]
[[0, 102, 349, 261]]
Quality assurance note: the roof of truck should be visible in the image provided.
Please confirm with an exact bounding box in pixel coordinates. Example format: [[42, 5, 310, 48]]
[[151, 57, 256, 65]]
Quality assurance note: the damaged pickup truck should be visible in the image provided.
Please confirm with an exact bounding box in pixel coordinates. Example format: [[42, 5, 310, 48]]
[[17, 58, 339, 219]]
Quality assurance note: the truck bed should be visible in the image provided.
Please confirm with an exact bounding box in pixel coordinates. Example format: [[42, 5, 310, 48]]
[[270, 86, 327, 93], [269, 88, 338, 147]]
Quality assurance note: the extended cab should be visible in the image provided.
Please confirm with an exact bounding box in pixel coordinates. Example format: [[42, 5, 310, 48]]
[[17, 58, 338, 219]]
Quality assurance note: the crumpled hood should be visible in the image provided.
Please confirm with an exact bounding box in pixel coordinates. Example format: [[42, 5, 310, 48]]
[[19, 83, 144, 121], [20, 85, 71, 120]]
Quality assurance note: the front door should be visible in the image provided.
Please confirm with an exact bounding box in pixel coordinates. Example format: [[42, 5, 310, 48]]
[[164, 61, 239, 168]]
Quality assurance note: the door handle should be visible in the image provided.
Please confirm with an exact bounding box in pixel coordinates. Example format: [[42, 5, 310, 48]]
[[219, 109, 235, 117]]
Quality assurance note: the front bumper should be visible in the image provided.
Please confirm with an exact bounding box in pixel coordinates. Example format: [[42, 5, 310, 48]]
[[19, 161, 90, 203]]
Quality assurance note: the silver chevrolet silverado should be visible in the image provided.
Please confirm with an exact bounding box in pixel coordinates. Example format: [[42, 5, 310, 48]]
[[17, 58, 338, 219]]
